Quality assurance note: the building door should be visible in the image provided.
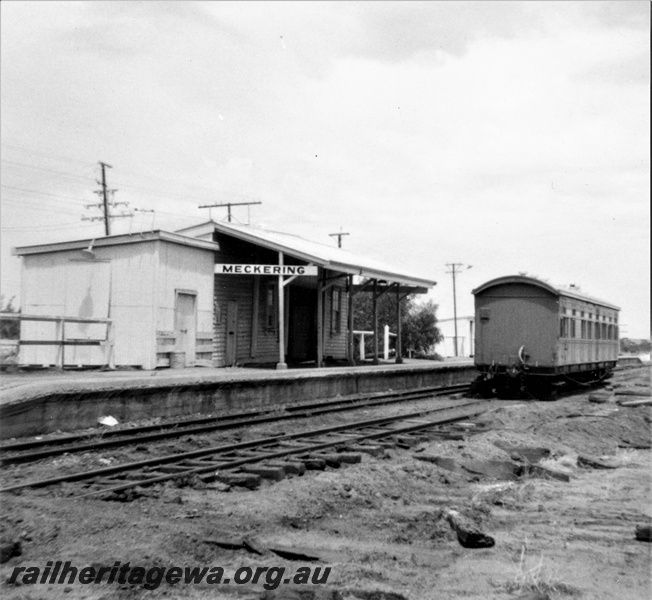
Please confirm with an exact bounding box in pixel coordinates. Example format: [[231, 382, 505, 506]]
[[175, 292, 196, 366], [288, 288, 316, 362], [226, 301, 238, 366]]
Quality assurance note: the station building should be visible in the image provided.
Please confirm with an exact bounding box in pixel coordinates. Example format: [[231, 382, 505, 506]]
[[13, 221, 435, 370]]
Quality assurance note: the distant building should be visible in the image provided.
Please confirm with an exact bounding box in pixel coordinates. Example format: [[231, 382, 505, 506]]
[[434, 316, 475, 358], [12, 221, 435, 370]]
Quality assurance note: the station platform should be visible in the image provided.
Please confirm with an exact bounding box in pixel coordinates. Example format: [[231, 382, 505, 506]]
[[0, 359, 476, 440]]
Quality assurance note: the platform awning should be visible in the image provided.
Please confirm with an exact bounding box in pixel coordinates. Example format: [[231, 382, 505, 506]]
[[176, 220, 436, 290]]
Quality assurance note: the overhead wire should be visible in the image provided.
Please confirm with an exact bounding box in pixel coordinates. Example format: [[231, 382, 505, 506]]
[[0, 185, 90, 206], [1, 222, 99, 232], [2, 198, 82, 216], [1, 160, 96, 182], [1, 146, 267, 230], [0, 143, 97, 167]]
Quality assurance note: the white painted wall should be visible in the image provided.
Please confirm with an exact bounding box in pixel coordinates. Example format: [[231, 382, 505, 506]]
[[435, 316, 475, 358], [156, 241, 215, 365], [18, 239, 215, 369]]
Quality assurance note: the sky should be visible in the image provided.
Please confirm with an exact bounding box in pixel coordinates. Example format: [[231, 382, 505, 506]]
[[1, 1, 650, 338]]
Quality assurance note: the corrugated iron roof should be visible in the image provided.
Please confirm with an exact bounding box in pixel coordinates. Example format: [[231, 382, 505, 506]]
[[176, 220, 437, 289], [13, 230, 220, 256], [472, 275, 620, 310]]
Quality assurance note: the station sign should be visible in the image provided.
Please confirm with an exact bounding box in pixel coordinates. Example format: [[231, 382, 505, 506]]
[[215, 264, 318, 276]]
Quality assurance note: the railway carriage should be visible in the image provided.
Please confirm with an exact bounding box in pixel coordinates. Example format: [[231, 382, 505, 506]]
[[471, 275, 620, 399]]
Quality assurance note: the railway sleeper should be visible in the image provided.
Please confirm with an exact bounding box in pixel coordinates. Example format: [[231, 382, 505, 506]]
[[157, 465, 197, 473], [394, 435, 424, 448], [213, 472, 261, 490], [241, 465, 286, 482], [308, 453, 341, 468], [342, 444, 385, 457], [265, 460, 307, 476], [180, 460, 230, 468], [308, 452, 362, 467], [297, 457, 327, 470]]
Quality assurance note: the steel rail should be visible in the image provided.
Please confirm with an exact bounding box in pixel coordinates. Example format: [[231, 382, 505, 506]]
[[0, 382, 470, 451], [75, 402, 487, 500], [0, 399, 484, 495], [0, 383, 470, 465]]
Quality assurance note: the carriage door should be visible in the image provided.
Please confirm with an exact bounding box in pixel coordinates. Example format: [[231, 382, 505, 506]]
[[175, 292, 197, 366], [225, 301, 238, 366]]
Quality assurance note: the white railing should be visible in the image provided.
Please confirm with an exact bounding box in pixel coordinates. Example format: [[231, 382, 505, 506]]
[[353, 325, 396, 361], [0, 313, 114, 368]]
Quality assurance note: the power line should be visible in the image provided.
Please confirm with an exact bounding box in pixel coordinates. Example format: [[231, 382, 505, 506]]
[[0, 185, 89, 206], [1, 159, 96, 182], [0, 143, 96, 167], [1, 222, 99, 232], [1, 188, 198, 225], [111, 166, 254, 200], [2, 198, 81, 216]]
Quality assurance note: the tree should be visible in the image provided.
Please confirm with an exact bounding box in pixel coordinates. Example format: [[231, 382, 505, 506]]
[[0, 295, 20, 340], [353, 291, 414, 333], [403, 299, 443, 356], [352, 289, 442, 358], [620, 338, 651, 354]]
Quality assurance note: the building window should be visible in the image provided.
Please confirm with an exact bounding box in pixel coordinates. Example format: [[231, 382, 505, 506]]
[[331, 288, 342, 335], [265, 283, 277, 331]]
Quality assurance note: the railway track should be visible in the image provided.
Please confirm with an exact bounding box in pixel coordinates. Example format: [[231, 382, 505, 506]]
[[0, 383, 470, 466], [0, 397, 486, 499]]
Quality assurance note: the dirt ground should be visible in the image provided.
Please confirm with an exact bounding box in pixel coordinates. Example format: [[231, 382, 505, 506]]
[[1, 367, 650, 600]]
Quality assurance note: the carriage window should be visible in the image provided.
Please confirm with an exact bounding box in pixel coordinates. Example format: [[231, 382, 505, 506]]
[[559, 317, 569, 338], [480, 308, 490, 322]]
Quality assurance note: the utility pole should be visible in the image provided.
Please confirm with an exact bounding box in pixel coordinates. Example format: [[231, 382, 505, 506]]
[[83, 162, 130, 234], [328, 230, 350, 248], [445, 263, 472, 357], [99, 162, 112, 236], [198, 201, 262, 222]]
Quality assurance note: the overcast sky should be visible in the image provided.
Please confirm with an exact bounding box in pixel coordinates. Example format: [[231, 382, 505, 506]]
[[1, 1, 649, 338]]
